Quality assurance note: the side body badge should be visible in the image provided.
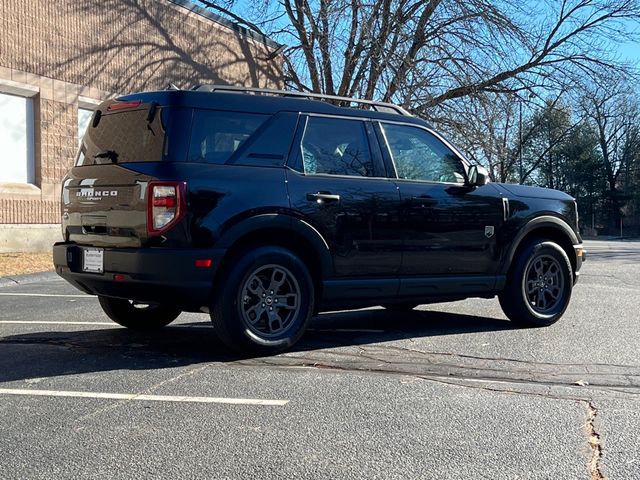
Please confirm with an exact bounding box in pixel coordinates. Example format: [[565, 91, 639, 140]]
[[485, 226, 495, 238]]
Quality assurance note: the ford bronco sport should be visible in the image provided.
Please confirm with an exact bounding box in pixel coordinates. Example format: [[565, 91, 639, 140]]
[[53, 85, 585, 353]]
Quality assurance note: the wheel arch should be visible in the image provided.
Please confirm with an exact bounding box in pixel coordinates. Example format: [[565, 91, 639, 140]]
[[502, 216, 579, 279], [211, 214, 332, 298]]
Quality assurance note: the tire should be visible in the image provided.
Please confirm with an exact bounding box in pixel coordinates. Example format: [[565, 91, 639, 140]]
[[98, 296, 181, 330], [211, 246, 314, 354], [498, 239, 573, 327], [382, 303, 419, 312]]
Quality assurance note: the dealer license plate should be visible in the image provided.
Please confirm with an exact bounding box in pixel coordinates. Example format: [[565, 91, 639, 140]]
[[82, 248, 104, 274]]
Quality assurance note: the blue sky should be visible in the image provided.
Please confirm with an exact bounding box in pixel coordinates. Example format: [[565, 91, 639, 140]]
[[615, 18, 640, 64]]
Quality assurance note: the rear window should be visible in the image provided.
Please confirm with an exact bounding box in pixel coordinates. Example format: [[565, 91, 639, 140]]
[[76, 107, 169, 166], [187, 110, 268, 164]]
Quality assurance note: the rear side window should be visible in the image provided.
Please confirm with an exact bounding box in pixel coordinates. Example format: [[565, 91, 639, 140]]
[[300, 117, 374, 177], [188, 110, 268, 164], [77, 107, 169, 166]]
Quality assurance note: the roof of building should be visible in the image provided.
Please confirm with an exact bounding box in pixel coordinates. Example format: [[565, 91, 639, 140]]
[[167, 0, 282, 49]]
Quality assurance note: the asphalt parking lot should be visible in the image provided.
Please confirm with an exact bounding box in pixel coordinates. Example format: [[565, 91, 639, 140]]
[[1, 240, 639, 479]]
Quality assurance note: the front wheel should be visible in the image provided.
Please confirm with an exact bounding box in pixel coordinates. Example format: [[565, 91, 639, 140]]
[[211, 246, 314, 354], [499, 240, 573, 327], [98, 296, 181, 330]]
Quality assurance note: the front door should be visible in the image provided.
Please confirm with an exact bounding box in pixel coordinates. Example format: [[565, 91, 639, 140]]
[[376, 121, 505, 276], [286, 115, 402, 277]]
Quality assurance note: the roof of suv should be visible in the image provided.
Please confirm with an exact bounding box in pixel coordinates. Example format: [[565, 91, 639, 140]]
[[116, 88, 431, 128]]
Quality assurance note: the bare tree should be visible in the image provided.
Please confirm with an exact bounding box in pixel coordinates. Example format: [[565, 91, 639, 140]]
[[582, 81, 640, 231], [201, 0, 639, 112]]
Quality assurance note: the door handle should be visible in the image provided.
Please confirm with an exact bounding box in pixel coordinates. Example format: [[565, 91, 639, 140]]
[[411, 195, 436, 205], [307, 192, 341, 203]]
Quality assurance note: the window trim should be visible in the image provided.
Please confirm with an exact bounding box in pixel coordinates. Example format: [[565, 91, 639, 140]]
[[375, 120, 470, 185], [0, 79, 39, 98], [78, 96, 101, 110], [287, 113, 387, 179], [0, 90, 36, 187]]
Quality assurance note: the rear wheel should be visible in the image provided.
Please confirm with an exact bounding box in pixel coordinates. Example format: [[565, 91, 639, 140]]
[[211, 246, 314, 354], [499, 239, 572, 327], [98, 296, 181, 330]]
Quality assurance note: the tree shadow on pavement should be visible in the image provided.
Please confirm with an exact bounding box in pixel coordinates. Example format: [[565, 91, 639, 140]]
[[0, 309, 516, 383]]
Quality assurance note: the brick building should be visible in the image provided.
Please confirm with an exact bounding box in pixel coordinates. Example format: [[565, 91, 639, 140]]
[[0, 0, 282, 251]]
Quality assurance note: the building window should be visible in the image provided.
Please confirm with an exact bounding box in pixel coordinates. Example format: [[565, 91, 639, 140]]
[[0, 92, 34, 184], [77, 107, 94, 146]]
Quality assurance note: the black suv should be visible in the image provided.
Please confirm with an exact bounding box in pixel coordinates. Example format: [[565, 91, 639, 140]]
[[53, 85, 585, 353]]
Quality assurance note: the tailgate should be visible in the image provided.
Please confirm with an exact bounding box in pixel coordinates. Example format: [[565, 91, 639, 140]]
[[62, 164, 155, 247]]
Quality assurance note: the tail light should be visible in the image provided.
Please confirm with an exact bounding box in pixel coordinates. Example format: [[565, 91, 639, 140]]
[[147, 181, 186, 235]]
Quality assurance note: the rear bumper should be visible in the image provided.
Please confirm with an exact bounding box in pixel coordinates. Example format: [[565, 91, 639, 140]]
[[53, 242, 225, 310]]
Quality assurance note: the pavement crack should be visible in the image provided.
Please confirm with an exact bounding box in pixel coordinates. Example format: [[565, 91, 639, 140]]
[[585, 400, 606, 480], [74, 363, 213, 428], [381, 344, 640, 371]]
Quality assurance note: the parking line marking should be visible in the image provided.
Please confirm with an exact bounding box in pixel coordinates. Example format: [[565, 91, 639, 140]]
[[0, 293, 91, 298], [0, 388, 289, 406], [0, 321, 114, 326]]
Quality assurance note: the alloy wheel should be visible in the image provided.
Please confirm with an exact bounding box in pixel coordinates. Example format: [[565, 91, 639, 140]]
[[522, 254, 565, 314], [239, 264, 301, 338]]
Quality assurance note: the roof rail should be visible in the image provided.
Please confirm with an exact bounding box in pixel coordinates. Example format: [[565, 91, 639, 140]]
[[193, 84, 412, 116]]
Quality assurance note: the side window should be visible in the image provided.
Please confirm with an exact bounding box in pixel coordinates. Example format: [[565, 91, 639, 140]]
[[381, 123, 466, 184], [300, 117, 374, 177], [188, 110, 268, 164]]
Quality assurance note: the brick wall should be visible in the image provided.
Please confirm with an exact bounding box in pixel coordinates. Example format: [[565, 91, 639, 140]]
[[0, 0, 281, 94], [0, 0, 282, 225]]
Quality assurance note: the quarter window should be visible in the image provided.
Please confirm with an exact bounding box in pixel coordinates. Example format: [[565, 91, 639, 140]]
[[188, 110, 268, 164], [300, 117, 373, 177], [381, 123, 465, 184]]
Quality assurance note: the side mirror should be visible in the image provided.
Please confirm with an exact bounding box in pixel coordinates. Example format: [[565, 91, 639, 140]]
[[467, 165, 490, 187]]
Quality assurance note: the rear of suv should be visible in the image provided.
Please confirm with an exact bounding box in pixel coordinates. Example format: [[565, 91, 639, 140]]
[[54, 85, 584, 353]]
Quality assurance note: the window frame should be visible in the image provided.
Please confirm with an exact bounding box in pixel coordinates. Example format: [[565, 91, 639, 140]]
[[0, 90, 35, 186], [286, 113, 387, 180], [375, 120, 470, 185]]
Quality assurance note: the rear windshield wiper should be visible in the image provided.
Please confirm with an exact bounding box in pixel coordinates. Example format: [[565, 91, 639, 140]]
[[94, 150, 119, 164]]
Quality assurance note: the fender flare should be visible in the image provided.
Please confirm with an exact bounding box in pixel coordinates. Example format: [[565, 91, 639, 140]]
[[501, 215, 579, 275], [215, 213, 333, 278]]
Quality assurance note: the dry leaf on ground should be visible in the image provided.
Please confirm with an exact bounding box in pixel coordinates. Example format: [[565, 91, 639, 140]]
[[0, 253, 54, 277]]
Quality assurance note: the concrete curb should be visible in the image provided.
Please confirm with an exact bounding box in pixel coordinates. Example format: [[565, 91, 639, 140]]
[[0, 271, 60, 288]]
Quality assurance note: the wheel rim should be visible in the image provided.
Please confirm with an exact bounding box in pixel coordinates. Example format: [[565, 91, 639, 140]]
[[523, 254, 565, 314], [239, 264, 301, 338]]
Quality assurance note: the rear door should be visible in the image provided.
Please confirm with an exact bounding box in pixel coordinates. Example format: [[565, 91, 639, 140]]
[[285, 115, 402, 278], [375, 121, 505, 276]]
